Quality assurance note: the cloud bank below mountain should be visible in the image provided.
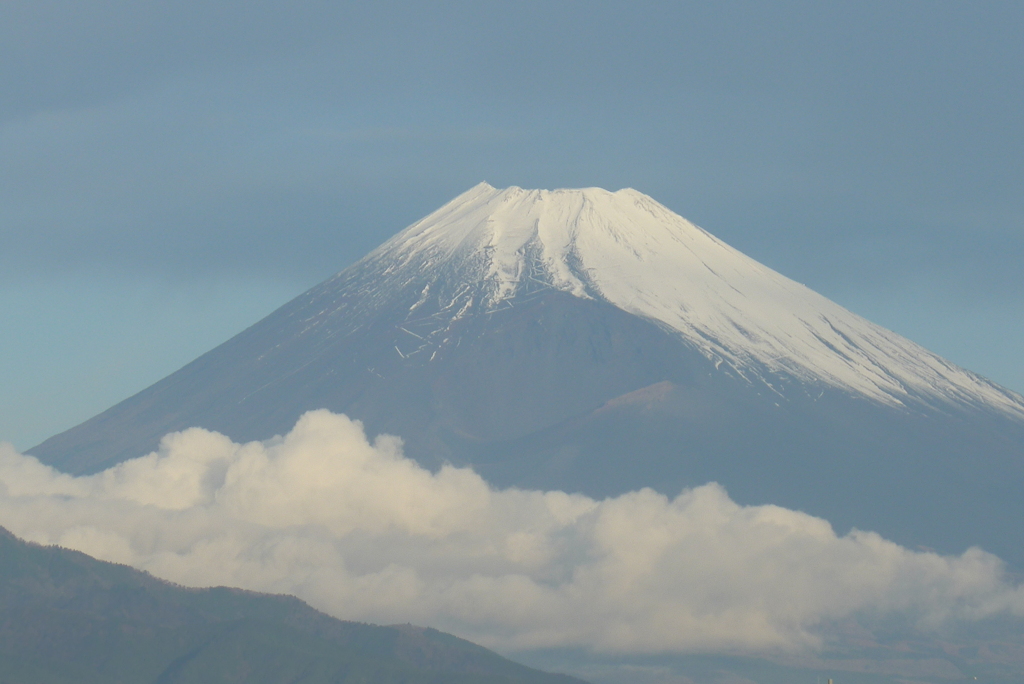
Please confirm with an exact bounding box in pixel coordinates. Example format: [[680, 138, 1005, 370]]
[[1, 409, 1022, 654]]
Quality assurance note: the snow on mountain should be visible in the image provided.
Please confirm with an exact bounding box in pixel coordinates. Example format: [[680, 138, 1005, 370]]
[[27, 182, 1024, 566], [322, 182, 1024, 418]]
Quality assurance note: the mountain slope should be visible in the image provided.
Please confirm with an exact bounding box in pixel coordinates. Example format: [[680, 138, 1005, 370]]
[[0, 526, 585, 684], [29, 184, 1024, 566], [356, 183, 1022, 415]]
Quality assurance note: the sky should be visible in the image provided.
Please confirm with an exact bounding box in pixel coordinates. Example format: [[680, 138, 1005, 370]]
[[2, 1, 1023, 450]]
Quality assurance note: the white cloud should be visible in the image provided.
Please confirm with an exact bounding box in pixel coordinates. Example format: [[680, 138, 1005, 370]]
[[1, 409, 1022, 654]]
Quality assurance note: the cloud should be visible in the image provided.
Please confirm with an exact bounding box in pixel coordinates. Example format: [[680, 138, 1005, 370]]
[[1, 409, 1022, 654]]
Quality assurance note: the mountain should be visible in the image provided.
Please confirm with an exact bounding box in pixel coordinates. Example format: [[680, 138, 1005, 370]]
[[0, 526, 584, 684], [29, 183, 1024, 566]]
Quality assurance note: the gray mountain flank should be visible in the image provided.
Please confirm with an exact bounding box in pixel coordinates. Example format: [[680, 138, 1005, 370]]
[[30, 185, 1024, 568], [0, 526, 586, 684]]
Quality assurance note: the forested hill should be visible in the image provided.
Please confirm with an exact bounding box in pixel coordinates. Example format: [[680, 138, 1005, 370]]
[[0, 527, 585, 684]]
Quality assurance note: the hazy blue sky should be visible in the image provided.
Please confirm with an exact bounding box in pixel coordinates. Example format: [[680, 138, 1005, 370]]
[[2, 1, 1022, 449]]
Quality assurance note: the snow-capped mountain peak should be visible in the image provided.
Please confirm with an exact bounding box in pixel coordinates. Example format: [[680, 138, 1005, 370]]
[[347, 182, 1024, 418], [29, 183, 1024, 566]]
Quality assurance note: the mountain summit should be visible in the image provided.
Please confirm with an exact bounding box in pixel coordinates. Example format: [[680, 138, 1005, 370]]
[[31, 184, 1024, 566], [348, 182, 1022, 415]]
